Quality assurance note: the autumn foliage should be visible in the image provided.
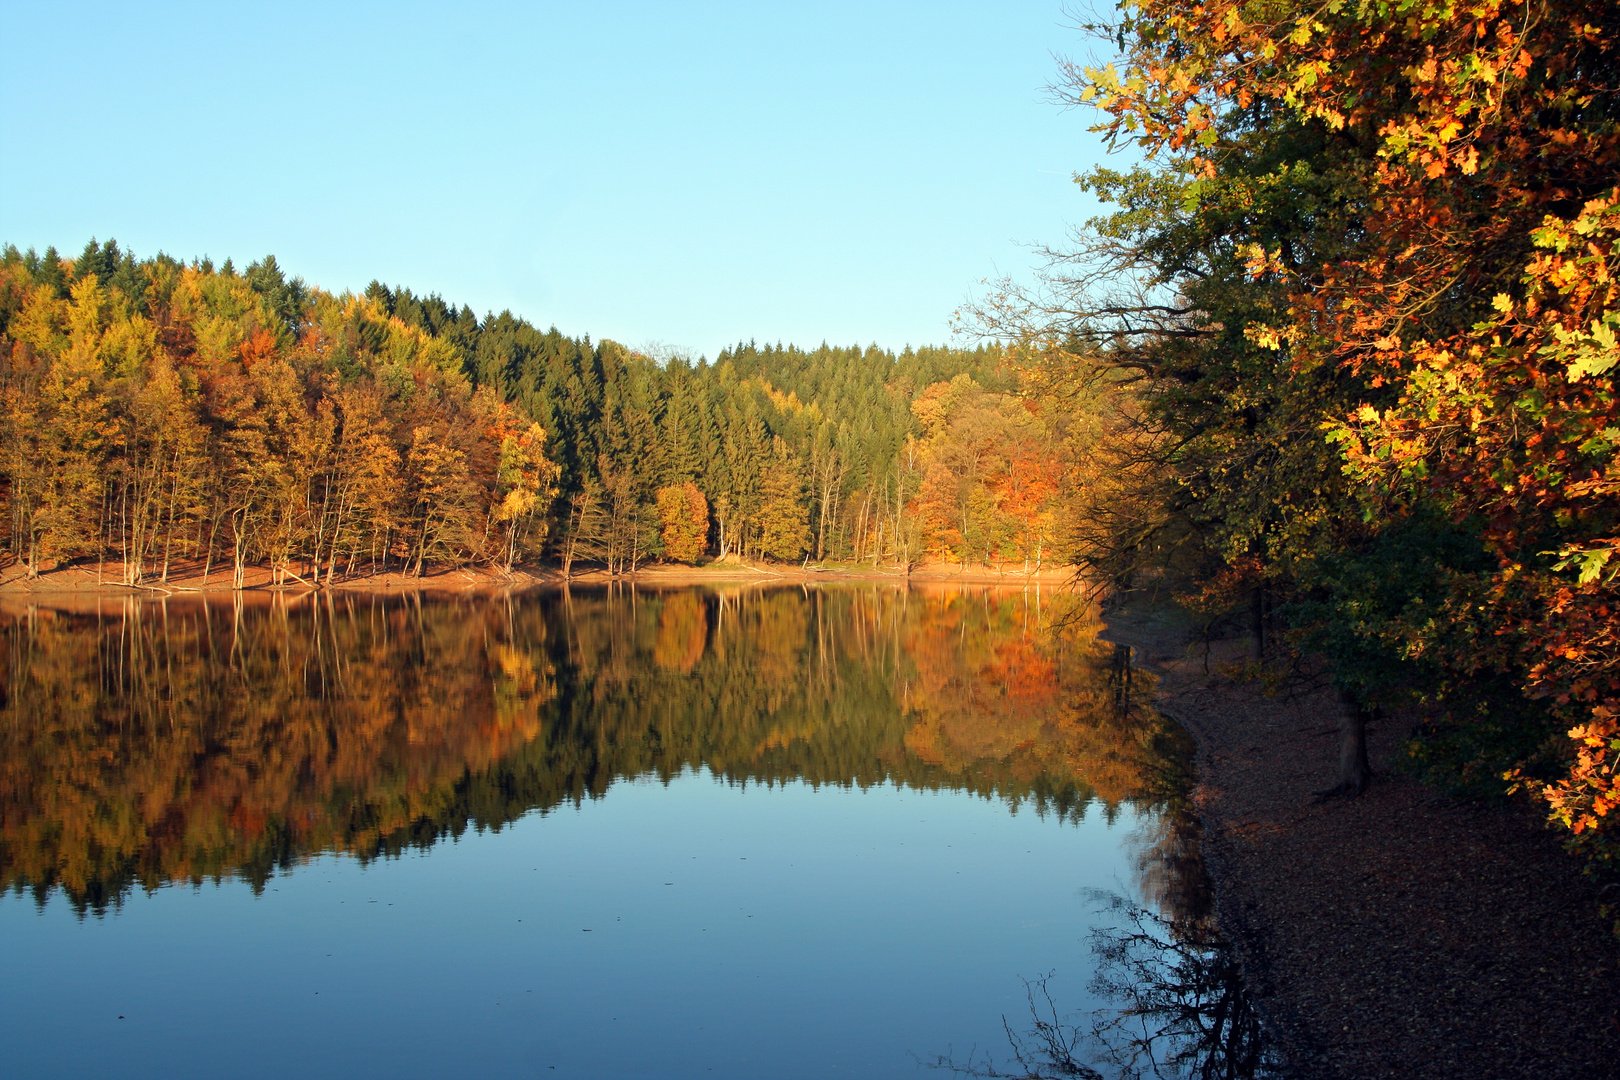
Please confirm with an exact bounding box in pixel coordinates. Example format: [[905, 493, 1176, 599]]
[[0, 245, 1040, 575], [908, 375, 1066, 569], [0, 250, 560, 582], [1045, 0, 1620, 845], [655, 482, 709, 563]]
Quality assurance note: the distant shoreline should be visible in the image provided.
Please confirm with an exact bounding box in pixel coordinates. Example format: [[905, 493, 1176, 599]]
[[0, 558, 1079, 598]]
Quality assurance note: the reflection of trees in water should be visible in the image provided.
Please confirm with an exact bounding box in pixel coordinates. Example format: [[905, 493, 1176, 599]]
[[1109, 642, 1135, 717], [933, 889, 1279, 1080], [933, 900, 1278, 1080], [1127, 725, 1213, 932], [1088, 657, 1278, 1078], [0, 591, 558, 913], [1082, 894, 1281, 1080], [931, 657, 1279, 1080], [0, 584, 1180, 915]]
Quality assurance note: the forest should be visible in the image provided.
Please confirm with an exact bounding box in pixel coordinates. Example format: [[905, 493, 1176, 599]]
[[0, 244, 1076, 585]]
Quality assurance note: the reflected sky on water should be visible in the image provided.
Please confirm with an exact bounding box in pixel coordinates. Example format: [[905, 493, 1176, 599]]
[[0, 584, 1201, 1079]]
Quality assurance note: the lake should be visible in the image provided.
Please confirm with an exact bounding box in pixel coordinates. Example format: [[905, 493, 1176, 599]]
[[0, 584, 1234, 1079]]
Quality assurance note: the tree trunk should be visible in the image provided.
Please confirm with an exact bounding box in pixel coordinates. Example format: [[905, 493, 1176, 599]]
[[561, 503, 579, 577], [854, 491, 869, 561], [1336, 687, 1372, 797], [120, 478, 132, 585], [1250, 586, 1267, 661], [231, 522, 247, 590], [159, 460, 181, 584], [97, 490, 108, 586], [202, 508, 218, 587]]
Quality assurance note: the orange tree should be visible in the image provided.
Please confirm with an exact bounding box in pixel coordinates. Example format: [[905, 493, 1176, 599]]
[[655, 481, 709, 563], [1059, 1, 1620, 834]]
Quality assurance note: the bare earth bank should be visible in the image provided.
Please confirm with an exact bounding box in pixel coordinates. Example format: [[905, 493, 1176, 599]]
[[0, 559, 1077, 597], [1101, 594, 1620, 1080]]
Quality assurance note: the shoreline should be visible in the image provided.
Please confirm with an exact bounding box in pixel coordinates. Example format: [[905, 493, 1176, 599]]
[[0, 558, 1079, 598], [1100, 594, 1620, 1080]]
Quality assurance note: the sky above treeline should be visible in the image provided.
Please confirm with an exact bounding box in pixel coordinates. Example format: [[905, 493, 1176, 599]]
[[1, 1, 1117, 361]]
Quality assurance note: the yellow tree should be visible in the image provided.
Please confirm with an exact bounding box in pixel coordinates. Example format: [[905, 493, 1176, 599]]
[[406, 424, 477, 574], [490, 418, 561, 573], [30, 279, 116, 573], [119, 356, 208, 584], [208, 370, 279, 589], [244, 358, 329, 586], [324, 383, 402, 580]]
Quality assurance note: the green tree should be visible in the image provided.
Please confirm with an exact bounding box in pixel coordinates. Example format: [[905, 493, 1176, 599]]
[[756, 437, 809, 561]]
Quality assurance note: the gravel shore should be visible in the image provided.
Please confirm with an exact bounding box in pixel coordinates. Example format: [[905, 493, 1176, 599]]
[[1102, 598, 1620, 1080]]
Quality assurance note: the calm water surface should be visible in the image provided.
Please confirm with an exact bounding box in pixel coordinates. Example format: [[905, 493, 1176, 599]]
[[0, 585, 1210, 1079]]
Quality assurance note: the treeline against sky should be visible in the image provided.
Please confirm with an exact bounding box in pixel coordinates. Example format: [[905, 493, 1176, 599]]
[[0, 242, 1075, 582]]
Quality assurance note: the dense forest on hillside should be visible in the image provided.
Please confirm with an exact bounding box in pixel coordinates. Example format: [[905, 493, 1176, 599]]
[[980, 1, 1620, 861], [0, 243, 1078, 585]]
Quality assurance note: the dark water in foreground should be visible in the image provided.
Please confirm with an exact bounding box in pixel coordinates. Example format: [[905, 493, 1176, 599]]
[[0, 585, 1259, 1079]]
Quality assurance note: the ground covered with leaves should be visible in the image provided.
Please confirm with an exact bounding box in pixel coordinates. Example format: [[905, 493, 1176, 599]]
[[1104, 602, 1620, 1080]]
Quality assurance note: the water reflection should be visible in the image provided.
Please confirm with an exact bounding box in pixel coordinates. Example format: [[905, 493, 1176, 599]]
[[1083, 895, 1281, 1080], [1096, 656, 1282, 1079], [0, 584, 1179, 915], [935, 903, 1279, 1080], [1109, 642, 1135, 717], [930, 651, 1282, 1080]]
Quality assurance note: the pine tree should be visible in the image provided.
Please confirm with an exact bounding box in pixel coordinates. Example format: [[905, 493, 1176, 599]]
[[756, 437, 809, 562]]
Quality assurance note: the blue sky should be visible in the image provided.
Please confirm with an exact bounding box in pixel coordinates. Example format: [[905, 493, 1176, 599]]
[[1, 2, 1120, 360]]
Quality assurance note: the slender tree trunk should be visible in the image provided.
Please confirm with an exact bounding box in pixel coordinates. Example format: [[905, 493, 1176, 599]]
[[159, 458, 181, 584], [310, 480, 332, 585], [894, 465, 903, 563], [816, 462, 834, 561], [97, 490, 108, 586], [232, 522, 247, 590], [120, 478, 131, 585], [324, 517, 340, 586], [324, 487, 351, 586], [202, 506, 218, 587]]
